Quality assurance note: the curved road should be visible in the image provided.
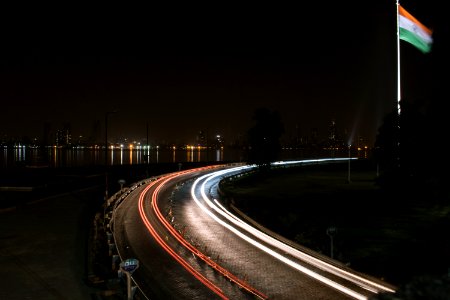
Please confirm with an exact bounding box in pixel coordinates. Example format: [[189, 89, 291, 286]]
[[112, 159, 396, 300]]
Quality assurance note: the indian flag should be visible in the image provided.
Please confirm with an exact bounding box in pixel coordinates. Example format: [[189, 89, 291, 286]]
[[399, 5, 433, 53]]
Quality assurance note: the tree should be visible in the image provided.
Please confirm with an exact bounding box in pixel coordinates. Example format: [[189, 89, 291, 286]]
[[373, 97, 450, 206], [247, 107, 285, 169], [373, 100, 428, 188]]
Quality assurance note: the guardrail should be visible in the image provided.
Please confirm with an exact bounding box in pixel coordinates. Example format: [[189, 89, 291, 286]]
[[99, 159, 356, 299]]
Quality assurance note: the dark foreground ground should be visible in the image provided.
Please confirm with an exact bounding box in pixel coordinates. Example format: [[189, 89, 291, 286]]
[[1, 160, 449, 299], [0, 162, 218, 299], [220, 159, 450, 299]]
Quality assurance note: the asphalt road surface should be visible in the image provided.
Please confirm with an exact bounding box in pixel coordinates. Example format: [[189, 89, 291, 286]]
[[112, 160, 396, 300]]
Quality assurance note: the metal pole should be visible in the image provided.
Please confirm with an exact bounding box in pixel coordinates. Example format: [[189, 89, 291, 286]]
[[330, 236, 334, 259], [326, 227, 336, 259], [120, 259, 138, 300], [105, 113, 108, 200], [396, 0, 401, 169], [146, 121, 149, 164], [348, 145, 351, 183], [126, 272, 132, 300], [105, 111, 117, 201]]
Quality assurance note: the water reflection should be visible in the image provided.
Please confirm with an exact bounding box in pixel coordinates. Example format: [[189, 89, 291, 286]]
[[14, 146, 26, 162], [0, 145, 360, 169], [216, 149, 223, 161], [0, 146, 246, 169], [2, 148, 7, 168]]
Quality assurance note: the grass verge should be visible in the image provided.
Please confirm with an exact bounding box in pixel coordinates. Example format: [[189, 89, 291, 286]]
[[219, 160, 450, 286]]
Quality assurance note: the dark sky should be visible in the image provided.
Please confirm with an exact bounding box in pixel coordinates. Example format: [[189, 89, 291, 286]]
[[1, 1, 447, 146]]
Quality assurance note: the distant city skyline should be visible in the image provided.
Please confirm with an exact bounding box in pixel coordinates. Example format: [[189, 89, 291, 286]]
[[1, 1, 446, 150], [0, 116, 370, 149]]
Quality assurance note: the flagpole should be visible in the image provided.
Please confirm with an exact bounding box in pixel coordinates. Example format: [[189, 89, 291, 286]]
[[396, 2, 432, 170], [396, 0, 401, 168], [396, 0, 401, 117]]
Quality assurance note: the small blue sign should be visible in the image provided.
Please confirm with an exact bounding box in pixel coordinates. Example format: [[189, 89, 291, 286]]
[[120, 258, 139, 273]]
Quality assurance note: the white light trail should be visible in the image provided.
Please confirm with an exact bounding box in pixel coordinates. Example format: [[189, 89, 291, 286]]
[[191, 159, 396, 300], [201, 165, 395, 293]]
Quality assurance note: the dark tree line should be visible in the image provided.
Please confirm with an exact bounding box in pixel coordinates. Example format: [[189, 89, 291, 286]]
[[246, 107, 285, 170], [245, 98, 450, 198], [374, 99, 449, 200]]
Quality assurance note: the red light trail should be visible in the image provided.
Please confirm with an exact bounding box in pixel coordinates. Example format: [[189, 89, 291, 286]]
[[137, 166, 268, 299]]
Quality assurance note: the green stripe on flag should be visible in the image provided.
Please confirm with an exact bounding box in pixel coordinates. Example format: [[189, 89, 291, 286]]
[[399, 28, 432, 53]]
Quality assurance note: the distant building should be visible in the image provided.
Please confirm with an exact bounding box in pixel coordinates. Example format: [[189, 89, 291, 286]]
[[88, 120, 101, 145], [328, 119, 337, 148], [310, 127, 319, 147], [55, 123, 72, 147], [43, 122, 53, 146], [196, 130, 206, 147]]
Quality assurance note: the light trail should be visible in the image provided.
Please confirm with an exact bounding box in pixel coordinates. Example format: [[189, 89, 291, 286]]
[[137, 166, 268, 300], [149, 168, 269, 299], [202, 164, 396, 293], [137, 172, 228, 300], [212, 199, 391, 294], [191, 159, 396, 300]]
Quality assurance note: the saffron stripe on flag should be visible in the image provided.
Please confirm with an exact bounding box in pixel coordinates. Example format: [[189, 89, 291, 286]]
[[398, 5, 433, 53]]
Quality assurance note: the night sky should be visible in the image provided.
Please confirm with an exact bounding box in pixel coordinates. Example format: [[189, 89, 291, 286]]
[[1, 1, 447, 146]]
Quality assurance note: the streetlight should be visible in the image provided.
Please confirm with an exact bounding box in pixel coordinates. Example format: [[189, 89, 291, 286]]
[[105, 110, 117, 201], [347, 144, 352, 183], [326, 226, 337, 259], [146, 121, 150, 164]]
